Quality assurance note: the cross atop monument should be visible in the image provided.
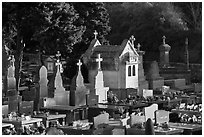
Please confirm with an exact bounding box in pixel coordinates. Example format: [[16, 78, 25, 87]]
[[77, 59, 82, 71], [94, 30, 98, 39], [137, 43, 141, 51], [96, 54, 103, 70], [56, 51, 61, 61], [10, 55, 15, 67], [129, 35, 136, 46], [162, 36, 166, 44]]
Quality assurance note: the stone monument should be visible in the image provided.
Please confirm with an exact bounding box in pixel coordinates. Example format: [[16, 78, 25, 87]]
[[146, 61, 164, 90], [70, 59, 90, 106], [159, 36, 171, 68], [39, 66, 48, 98], [54, 51, 70, 105], [7, 55, 16, 92], [93, 54, 109, 103], [136, 43, 149, 96]]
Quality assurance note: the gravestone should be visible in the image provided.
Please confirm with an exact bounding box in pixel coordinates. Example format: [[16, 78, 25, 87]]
[[41, 97, 56, 107], [144, 103, 158, 121], [54, 58, 70, 105], [7, 55, 17, 93], [93, 54, 109, 103], [130, 115, 146, 126], [93, 112, 109, 128], [146, 61, 164, 90], [137, 43, 149, 96], [142, 89, 153, 99], [70, 60, 90, 106], [155, 110, 169, 125], [39, 66, 48, 98]]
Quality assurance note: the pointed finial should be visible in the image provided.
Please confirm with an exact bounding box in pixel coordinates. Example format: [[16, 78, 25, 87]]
[[137, 43, 141, 51], [162, 36, 166, 44], [129, 35, 136, 46], [94, 30, 98, 39], [185, 38, 188, 45]]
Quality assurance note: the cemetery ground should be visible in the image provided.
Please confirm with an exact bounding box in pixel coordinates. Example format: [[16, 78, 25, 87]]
[[2, 32, 202, 135]]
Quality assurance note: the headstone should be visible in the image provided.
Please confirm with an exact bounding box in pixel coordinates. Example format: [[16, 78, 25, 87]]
[[54, 58, 70, 105], [155, 110, 169, 125], [86, 94, 99, 106], [41, 97, 56, 107], [144, 103, 158, 121], [7, 55, 16, 91], [146, 61, 164, 90], [19, 101, 34, 116], [39, 66, 48, 98], [130, 115, 146, 126], [70, 60, 90, 106], [93, 112, 109, 128], [93, 54, 109, 103], [137, 43, 149, 96], [142, 89, 153, 99], [159, 36, 171, 68]]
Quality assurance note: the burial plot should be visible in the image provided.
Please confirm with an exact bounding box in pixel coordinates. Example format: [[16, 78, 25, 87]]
[[70, 60, 90, 106], [155, 110, 169, 125], [144, 103, 158, 121], [93, 112, 109, 128], [146, 61, 164, 90]]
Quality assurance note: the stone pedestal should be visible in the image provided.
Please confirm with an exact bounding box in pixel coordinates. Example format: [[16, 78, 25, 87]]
[[93, 70, 109, 103], [138, 51, 149, 96], [54, 68, 70, 105], [147, 61, 164, 90]]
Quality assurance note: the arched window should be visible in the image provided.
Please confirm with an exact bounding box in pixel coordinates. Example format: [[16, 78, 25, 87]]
[[128, 66, 131, 76], [133, 65, 135, 76]]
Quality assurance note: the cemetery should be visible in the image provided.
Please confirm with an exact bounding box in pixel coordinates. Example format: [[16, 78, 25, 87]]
[[2, 2, 202, 135]]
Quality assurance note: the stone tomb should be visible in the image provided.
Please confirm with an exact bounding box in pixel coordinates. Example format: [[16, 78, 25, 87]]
[[155, 110, 169, 125], [70, 60, 90, 106], [142, 89, 153, 99], [144, 103, 158, 122], [146, 61, 164, 90], [164, 78, 186, 89], [93, 112, 109, 128], [54, 62, 70, 105]]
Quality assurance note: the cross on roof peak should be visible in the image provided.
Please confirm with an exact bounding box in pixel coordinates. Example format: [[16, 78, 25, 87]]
[[96, 54, 103, 70], [77, 59, 82, 71], [129, 35, 136, 46], [162, 36, 166, 44], [94, 30, 98, 39]]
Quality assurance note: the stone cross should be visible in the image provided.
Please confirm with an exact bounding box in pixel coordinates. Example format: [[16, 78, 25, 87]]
[[137, 43, 141, 51], [162, 36, 166, 44], [56, 51, 61, 61], [96, 54, 103, 70], [77, 59, 82, 71], [94, 30, 98, 39], [129, 35, 135, 46]]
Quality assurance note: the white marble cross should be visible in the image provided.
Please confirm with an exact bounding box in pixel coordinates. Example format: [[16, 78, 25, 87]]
[[77, 59, 82, 71], [129, 35, 135, 46], [94, 30, 98, 39], [162, 36, 166, 44], [96, 54, 103, 70]]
